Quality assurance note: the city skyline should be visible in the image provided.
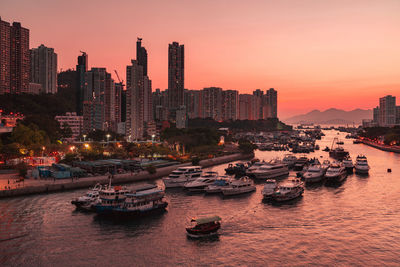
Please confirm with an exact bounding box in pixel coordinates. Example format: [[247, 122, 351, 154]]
[[1, 0, 400, 117]]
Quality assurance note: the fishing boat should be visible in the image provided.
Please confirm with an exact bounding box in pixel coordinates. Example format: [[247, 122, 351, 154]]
[[329, 138, 349, 160], [325, 162, 347, 183], [111, 186, 168, 217], [221, 177, 256, 196], [71, 183, 102, 211], [261, 179, 277, 201], [205, 177, 232, 194], [271, 178, 304, 202], [162, 166, 202, 188], [354, 155, 370, 174], [184, 171, 219, 192], [186, 216, 221, 238]]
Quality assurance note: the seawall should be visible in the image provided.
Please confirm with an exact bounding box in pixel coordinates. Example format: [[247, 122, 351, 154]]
[[0, 153, 253, 199], [361, 140, 400, 154]]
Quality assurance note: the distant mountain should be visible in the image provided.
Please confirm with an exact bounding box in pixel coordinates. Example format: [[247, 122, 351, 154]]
[[283, 108, 372, 125]]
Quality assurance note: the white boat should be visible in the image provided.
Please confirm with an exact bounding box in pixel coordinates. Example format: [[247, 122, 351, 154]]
[[303, 164, 325, 183], [184, 171, 219, 192], [221, 177, 256, 196], [325, 162, 347, 183], [282, 154, 297, 168], [261, 179, 277, 200], [162, 166, 202, 188], [354, 155, 370, 174], [205, 176, 232, 194], [71, 183, 102, 211], [245, 161, 268, 177], [93, 185, 131, 214], [272, 178, 304, 202], [321, 160, 330, 171], [252, 163, 289, 180], [342, 156, 354, 172]]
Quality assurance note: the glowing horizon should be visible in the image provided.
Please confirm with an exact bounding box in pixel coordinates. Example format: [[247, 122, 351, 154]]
[[2, 0, 400, 118]]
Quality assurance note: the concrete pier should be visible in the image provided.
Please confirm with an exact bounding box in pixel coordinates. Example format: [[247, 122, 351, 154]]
[[0, 153, 253, 199]]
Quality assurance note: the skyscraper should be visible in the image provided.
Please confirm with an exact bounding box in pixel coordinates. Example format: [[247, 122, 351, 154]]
[[379, 95, 396, 126], [136, 37, 147, 76], [265, 88, 278, 118], [168, 42, 184, 112], [76, 51, 88, 115], [30, 44, 57, 94], [0, 18, 30, 94]]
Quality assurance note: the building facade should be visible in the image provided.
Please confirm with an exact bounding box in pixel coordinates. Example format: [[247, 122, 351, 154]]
[[379, 95, 396, 127], [30, 44, 57, 94], [76, 52, 88, 115], [0, 18, 30, 94], [55, 112, 83, 141], [168, 42, 184, 113]]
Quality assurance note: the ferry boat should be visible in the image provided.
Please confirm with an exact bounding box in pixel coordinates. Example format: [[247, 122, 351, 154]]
[[221, 177, 256, 196], [282, 154, 297, 169], [252, 164, 289, 180], [184, 171, 219, 192], [93, 185, 131, 214], [261, 179, 277, 201], [162, 166, 202, 188], [111, 186, 168, 217], [354, 155, 370, 174], [325, 162, 347, 183], [71, 183, 102, 211], [186, 216, 221, 238], [205, 177, 232, 194], [342, 156, 354, 172], [271, 178, 304, 202], [303, 164, 325, 183]]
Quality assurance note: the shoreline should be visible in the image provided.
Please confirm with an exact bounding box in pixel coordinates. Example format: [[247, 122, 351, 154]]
[[360, 140, 400, 154], [0, 153, 253, 199]]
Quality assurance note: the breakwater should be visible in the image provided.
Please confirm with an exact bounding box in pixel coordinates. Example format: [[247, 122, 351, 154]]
[[361, 140, 400, 153], [0, 153, 253, 198]]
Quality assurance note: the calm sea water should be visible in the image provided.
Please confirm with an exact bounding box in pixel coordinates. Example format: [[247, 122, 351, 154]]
[[1, 130, 400, 266]]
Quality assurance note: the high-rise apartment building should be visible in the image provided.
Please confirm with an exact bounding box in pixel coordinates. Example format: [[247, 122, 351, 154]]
[[203, 87, 222, 121], [83, 68, 115, 133], [136, 38, 148, 76], [168, 42, 184, 112], [0, 18, 30, 94], [76, 52, 88, 115], [378, 95, 396, 127], [265, 88, 278, 118], [239, 94, 254, 120], [30, 44, 57, 94], [222, 90, 239, 121]]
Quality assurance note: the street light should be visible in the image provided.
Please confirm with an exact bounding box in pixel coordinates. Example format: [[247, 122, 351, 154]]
[[83, 134, 87, 142], [128, 135, 131, 142], [151, 134, 155, 143], [106, 134, 111, 143]]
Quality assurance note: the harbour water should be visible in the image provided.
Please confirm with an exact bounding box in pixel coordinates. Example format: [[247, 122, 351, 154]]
[[1, 130, 399, 266]]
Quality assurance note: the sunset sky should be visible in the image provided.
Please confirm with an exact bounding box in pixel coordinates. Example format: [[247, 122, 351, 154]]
[[2, 0, 400, 118]]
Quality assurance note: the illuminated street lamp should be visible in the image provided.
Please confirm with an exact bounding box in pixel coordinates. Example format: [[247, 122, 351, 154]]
[[128, 135, 131, 142], [83, 134, 87, 142], [84, 143, 90, 149], [151, 134, 155, 143], [106, 134, 111, 143]]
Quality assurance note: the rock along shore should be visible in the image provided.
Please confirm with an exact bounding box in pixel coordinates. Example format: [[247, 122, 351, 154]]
[[0, 153, 254, 199]]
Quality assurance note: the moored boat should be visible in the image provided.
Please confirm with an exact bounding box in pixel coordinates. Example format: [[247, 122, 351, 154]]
[[325, 162, 347, 183], [184, 171, 219, 192], [162, 166, 202, 188], [342, 156, 354, 172], [293, 156, 308, 171], [282, 154, 297, 169], [71, 183, 102, 211], [186, 216, 221, 238], [354, 155, 370, 174], [261, 179, 277, 201], [303, 164, 325, 183], [221, 177, 256, 196], [205, 177, 231, 194], [271, 178, 304, 202], [252, 164, 289, 180]]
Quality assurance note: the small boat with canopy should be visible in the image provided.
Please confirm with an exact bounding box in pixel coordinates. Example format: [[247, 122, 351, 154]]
[[186, 215, 222, 238]]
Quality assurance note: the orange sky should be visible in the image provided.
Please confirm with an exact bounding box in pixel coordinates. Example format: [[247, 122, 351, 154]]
[[2, 0, 400, 118]]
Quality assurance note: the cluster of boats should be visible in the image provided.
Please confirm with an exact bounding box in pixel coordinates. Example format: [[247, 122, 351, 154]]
[[71, 181, 168, 216]]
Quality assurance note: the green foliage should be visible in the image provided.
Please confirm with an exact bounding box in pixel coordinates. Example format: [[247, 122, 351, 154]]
[[146, 165, 157, 175], [60, 153, 79, 164], [0, 143, 21, 160], [238, 139, 256, 154], [11, 123, 48, 146], [60, 123, 73, 139], [361, 126, 400, 145], [16, 162, 28, 178]]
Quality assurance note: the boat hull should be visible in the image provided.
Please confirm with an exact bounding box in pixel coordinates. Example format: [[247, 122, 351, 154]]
[[222, 186, 256, 196], [98, 202, 168, 217], [304, 174, 324, 183], [325, 172, 347, 183], [253, 169, 289, 180], [272, 188, 304, 202]]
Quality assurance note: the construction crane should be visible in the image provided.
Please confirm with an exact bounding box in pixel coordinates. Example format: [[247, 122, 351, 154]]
[[114, 70, 125, 87]]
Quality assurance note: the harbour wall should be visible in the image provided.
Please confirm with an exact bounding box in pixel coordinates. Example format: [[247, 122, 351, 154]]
[[361, 140, 400, 154], [0, 153, 254, 199]]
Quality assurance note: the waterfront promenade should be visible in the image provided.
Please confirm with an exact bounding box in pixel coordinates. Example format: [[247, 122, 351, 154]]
[[0, 153, 253, 198], [361, 139, 400, 153]]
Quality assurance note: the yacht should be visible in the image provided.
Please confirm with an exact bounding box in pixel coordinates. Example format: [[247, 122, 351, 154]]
[[303, 164, 325, 183], [205, 177, 232, 194], [162, 166, 202, 188], [282, 154, 297, 169], [325, 162, 347, 183], [221, 177, 256, 196], [354, 155, 370, 174], [245, 161, 268, 177], [342, 156, 354, 172], [184, 171, 219, 192], [261, 179, 277, 201], [293, 156, 308, 171], [111, 186, 168, 217], [271, 178, 304, 202], [71, 183, 102, 211], [252, 164, 289, 180]]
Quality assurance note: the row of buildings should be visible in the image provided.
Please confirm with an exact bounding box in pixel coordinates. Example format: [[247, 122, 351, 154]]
[[0, 17, 57, 95], [363, 95, 400, 127]]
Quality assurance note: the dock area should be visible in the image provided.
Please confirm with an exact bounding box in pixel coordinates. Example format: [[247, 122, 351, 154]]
[[0, 153, 253, 199]]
